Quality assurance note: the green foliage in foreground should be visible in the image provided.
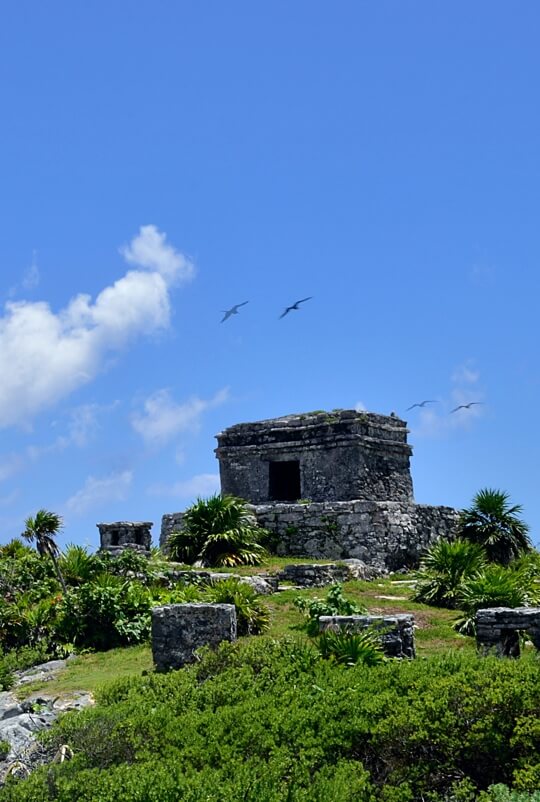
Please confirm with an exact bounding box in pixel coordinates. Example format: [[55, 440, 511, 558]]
[[3, 641, 540, 801]]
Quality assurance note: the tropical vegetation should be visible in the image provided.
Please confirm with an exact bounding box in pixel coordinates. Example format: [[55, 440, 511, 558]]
[[167, 494, 268, 567]]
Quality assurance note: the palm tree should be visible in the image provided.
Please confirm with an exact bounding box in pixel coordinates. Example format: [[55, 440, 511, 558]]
[[458, 489, 532, 566], [168, 494, 268, 567], [22, 509, 67, 593]]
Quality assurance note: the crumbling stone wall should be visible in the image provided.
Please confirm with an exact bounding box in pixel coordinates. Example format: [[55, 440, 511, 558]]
[[252, 501, 458, 571], [151, 603, 237, 671], [215, 410, 413, 504], [319, 614, 416, 658], [476, 607, 540, 656], [97, 521, 152, 556]]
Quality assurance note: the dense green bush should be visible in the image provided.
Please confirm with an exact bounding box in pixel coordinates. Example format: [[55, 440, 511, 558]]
[[3, 642, 540, 801], [413, 539, 488, 609]]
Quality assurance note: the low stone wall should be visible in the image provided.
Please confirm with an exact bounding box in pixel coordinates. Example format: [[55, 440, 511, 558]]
[[476, 607, 540, 656], [277, 560, 382, 588], [151, 603, 237, 671], [252, 500, 458, 571], [319, 614, 416, 658]]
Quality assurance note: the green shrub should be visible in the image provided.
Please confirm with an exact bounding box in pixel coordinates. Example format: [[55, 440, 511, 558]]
[[455, 564, 539, 635], [413, 539, 487, 608], [56, 576, 152, 650], [294, 583, 366, 635], [205, 578, 270, 635], [458, 489, 532, 566], [167, 494, 268, 567], [315, 628, 385, 666], [6, 644, 540, 800]]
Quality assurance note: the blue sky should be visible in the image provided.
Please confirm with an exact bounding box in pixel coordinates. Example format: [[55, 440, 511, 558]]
[[1, 2, 539, 550]]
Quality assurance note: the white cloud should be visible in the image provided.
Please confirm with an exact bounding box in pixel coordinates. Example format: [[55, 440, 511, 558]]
[[354, 400, 367, 412], [131, 387, 229, 446], [65, 470, 133, 515], [412, 362, 485, 438], [0, 226, 194, 429], [120, 225, 195, 283], [148, 472, 220, 499]]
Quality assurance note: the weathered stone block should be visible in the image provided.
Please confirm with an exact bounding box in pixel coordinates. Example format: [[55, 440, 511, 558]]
[[319, 614, 415, 658], [475, 607, 540, 656], [151, 603, 237, 671]]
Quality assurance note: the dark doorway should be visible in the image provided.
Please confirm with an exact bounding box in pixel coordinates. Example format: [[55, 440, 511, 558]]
[[110, 531, 120, 547], [269, 461, 301, 501]]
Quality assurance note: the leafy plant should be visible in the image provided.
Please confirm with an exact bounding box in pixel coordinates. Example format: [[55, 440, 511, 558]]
[[458, 489, 532, 565], [315, 628, 385, 666], [206, 578, 270, 635], [294, 583, 366, 635], [60, 544, 103, 586], [455, 564, 539, 635], [167, 494, 268, 567], [413, 539, 488, 608]]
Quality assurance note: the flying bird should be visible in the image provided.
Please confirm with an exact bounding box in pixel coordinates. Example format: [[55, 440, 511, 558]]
[[220, 301, 249, 323], [279, 297, 313, 319], [450, 402, 483, 413], [406, 400, 438, 411]]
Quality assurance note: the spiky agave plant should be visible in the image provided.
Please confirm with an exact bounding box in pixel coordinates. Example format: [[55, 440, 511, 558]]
[[455, 563, 539, 635], [315, 628, 385, 667], [168, 494, 268, 567], [458, 489, 531, 565], [412, 539, 488, 609]]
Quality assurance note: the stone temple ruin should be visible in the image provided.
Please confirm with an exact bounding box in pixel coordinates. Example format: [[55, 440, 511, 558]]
[[161, 409, 459, 571], [97, 521, 153, 557]]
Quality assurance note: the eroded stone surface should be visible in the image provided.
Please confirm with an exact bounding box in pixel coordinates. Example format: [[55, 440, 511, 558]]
[[277, 560, 383, 588], [152, 603, 237, 671], [476, 607, 540, 656]]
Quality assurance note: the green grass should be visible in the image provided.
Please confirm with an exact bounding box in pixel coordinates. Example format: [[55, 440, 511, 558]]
[[15, 571, 475, 700], [16, 643, 153, 700]]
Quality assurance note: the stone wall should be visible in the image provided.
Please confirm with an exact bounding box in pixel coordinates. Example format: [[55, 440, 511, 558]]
[[151, 603, 237, 671], [319, 614, 416, 658], [160, 512, 185, 553], [97, 521, 153, 556], [476, 607, 540, 656], [215, 410, 413, 504], [252, 500, 458, 571]]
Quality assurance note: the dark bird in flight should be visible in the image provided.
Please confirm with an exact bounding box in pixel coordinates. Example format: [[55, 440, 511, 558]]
[[279, 297, 313, 319], [220, 301, 249, 323], [406, 400, 437, 411], [450, 402, 483, 413]]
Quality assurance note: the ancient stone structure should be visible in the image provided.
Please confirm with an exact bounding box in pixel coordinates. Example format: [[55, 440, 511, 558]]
[[97, 521, 152, 556], [160, 408, 459, 569], [476, 607, 540, 656], [276, 560, 382, 588], [151, 603, 237, 671], [215, 410, 414, 504], [319, 613, 416, 658]]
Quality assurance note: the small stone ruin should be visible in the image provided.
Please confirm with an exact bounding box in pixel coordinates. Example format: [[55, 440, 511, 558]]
[[319, 613, 416, 658], [151, 603, 237, 671], [276, 560, 382, 588], [97, 521, 152, 557], [476, 607, 540, 656]]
